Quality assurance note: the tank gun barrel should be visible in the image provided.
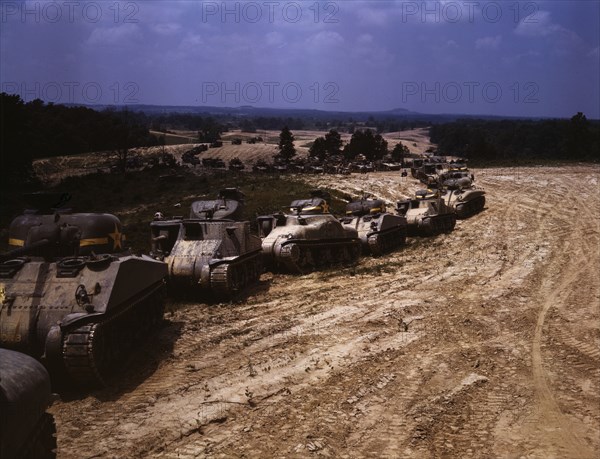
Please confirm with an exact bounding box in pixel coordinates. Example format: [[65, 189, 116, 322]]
[[0, 238, 52, 263]]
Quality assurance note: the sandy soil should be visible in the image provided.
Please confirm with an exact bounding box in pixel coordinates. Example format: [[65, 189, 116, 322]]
[[48, 162, 600, 458]]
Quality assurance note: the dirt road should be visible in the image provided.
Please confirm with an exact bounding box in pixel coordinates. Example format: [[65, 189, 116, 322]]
[[50, 165, 600, 458]]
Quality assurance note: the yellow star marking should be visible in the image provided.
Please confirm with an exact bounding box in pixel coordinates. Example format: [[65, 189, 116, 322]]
[[322, 202, 330, 214], [108, 224, 123, 251]]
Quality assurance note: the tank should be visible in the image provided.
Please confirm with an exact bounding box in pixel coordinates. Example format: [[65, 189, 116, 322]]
[[443, 187, 486, 219], [341, 197, 407, 256], [416, 162, 443, 186], [439, 170, 473, 189], [258, 191, 361, 273], [150, 188, 262, 298], [0, 348, 56, 458], [396, 189, 456, 236], [0, 192, 168, 387]]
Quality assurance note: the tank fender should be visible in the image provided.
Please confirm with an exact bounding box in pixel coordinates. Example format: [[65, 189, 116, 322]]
[[43, 324, 63, 369], [59, 312, 102, 329], [199, 263, 211, 288]]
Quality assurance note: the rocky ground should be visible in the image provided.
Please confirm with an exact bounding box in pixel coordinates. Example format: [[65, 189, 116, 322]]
[[49, 164, 600, 458]]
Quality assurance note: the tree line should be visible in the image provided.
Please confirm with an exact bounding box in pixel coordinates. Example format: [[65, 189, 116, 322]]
[[276, 127, 409, 163], [429, 113, 600, 163], [0, 93, 160, 187]]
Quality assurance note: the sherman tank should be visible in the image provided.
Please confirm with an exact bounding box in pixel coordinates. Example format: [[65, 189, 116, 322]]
[[258, 191, 361, 273], [0, 193, 167, 387], [341, 197, 407, 256], [396, 189, 456, 236], [0, 348, 56, 458], [439, 170, 473, 189], [443, 187, 486, 219], [150, 188, 262, 298]]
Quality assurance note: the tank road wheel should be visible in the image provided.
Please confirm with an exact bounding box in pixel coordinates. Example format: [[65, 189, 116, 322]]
[[368, 235, 382, 257], [210, 264, 239, 298], [63, 323, 111, 386]]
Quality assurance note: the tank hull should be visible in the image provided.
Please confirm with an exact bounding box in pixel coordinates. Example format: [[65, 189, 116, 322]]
[[343, 214, 407, 256], [151, 220, 262, 298], [406, 213, 456, 236], [398, 197, 457, 237], [445, 189, 486, 219], [0, 254, 167, 386], [261, 214, 361, 273]]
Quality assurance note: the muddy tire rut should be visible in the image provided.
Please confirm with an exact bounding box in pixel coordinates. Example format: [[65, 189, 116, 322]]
[[49, 165, 600, 458]]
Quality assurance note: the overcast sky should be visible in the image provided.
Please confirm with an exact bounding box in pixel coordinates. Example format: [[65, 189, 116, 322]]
[[1, 0, 599, 117]]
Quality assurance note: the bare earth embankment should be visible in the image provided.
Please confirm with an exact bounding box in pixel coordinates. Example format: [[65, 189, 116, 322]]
[[49, 164, 600, 458]]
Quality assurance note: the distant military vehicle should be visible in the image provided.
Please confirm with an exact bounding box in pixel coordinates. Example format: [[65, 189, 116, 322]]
[[409, 158, 424, 177], [396, 189, 456, 236], [341, 197, 407, 256], [252, 160, 271, 173], [0, 349, 57, 458], [258, 191, 361, 273], [439, 170, 473, 189], [0, 192, 167, 386], [443, 187, 486, 219], [415, 161, 443, 186], [229, 157, 245, 170], [150, 189, 262, 298]]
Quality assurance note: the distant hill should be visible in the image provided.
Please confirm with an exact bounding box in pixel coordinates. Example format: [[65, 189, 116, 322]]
[[64, 103, 539, 123]]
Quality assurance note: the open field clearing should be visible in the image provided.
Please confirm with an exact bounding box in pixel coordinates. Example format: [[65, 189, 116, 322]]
[[32, 128, 430, 186], [49, 164, 600, 458]]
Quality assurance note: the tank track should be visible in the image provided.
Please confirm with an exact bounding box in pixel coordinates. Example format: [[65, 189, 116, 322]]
[[19, 412, 57, 459], [277, 239, 361, 273], [209, 251, 263, 299], [455, 196, 486, 219], [62, 282, 165, 387], [366, 227, 408, 256]]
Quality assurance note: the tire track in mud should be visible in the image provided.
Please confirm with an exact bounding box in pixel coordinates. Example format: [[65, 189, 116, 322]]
[[307, 167, 598, 458], [518, 173, 598, 458], [49, 166, 600, 458]]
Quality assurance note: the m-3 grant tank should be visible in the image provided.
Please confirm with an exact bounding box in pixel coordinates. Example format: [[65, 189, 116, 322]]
[[396, 189, 456, 236], [258, 191, 361, 273], [341, 196, 407, 256], [1, 348, 57, 458], [150, 189, 262, 298], [0, 193, 167, 387]]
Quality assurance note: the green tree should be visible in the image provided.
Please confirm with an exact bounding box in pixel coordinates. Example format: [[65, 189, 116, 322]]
[[277, 126, 296, 161], [567, 112, 590, 157], [391, 141, 410, 162], [324, 129, 342, 156], [0, 93, 34, 188], [309, 137, 327, 160], [343, 129, 388, 161]]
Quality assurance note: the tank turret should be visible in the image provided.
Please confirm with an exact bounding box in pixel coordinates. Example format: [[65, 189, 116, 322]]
[[259, 191, 361, 272], [150, 189, 262, 298], [341, 197, 407, 256], [0, 194, 168, 387]]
